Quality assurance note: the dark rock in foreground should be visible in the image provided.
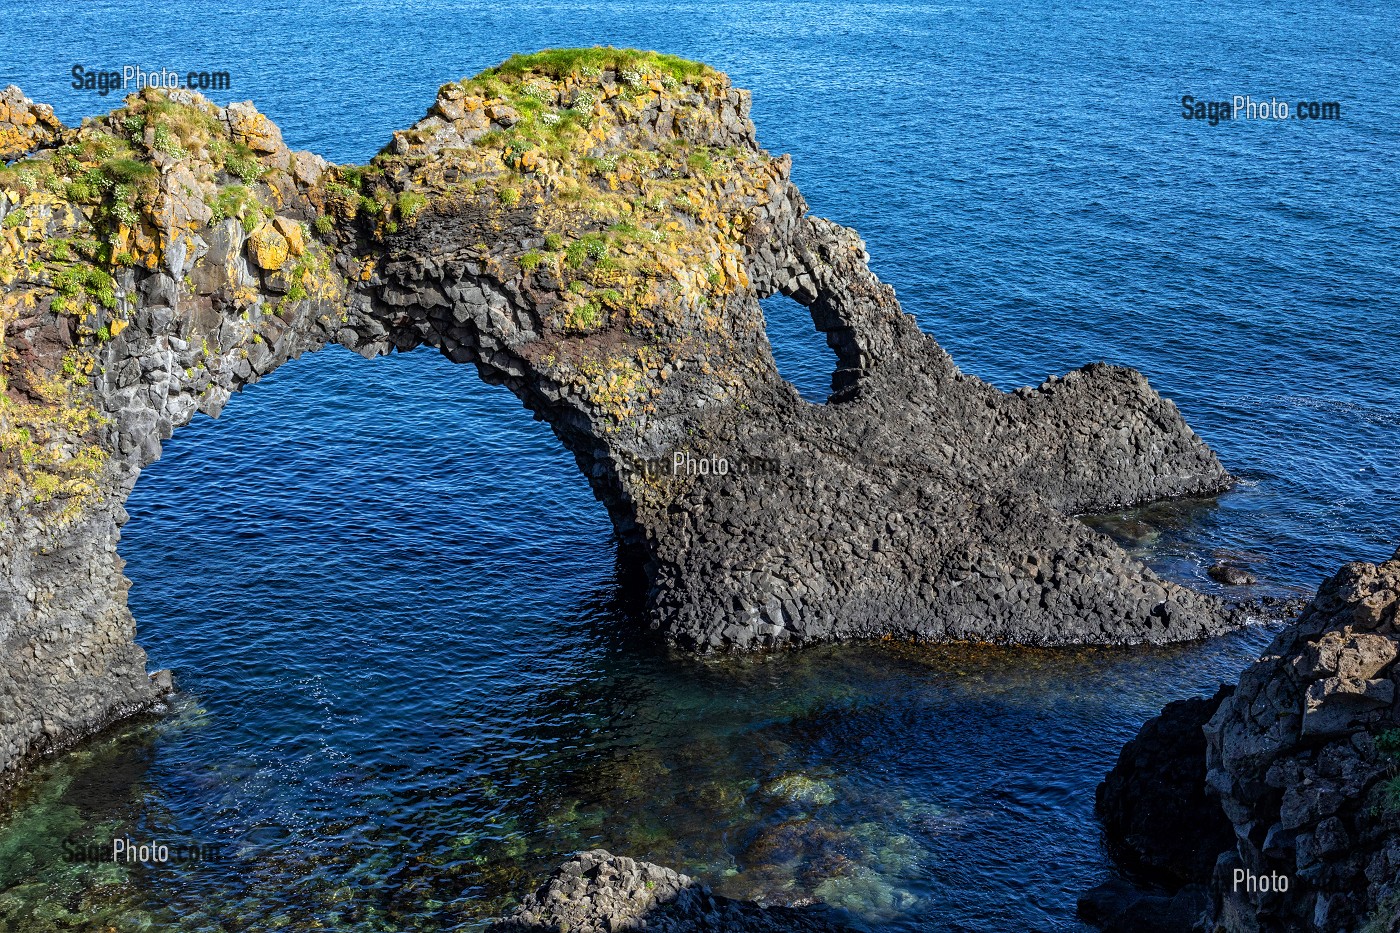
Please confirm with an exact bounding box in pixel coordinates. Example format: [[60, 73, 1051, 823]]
[[1096, 686, 1237, 888], [1078, 879, 1209, 933], [1091, 547, 1400, 933], [488, 850, 851, 933]]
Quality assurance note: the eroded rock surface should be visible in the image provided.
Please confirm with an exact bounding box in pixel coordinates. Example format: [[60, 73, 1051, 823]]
[[2, 49, 1233, 783], [1202, 549, 1400, 932], [0, 86, 63, 161], [488, 850, 851, 933], [1093, 548, 1400, 933]]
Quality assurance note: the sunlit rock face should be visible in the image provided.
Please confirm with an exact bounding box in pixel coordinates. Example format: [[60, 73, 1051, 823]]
[[0, 49, 1232, 783], [1094, 549, 1400, 933], [1200, 550, 1400, 933]]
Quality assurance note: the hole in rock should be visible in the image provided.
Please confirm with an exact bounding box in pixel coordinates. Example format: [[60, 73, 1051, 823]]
[[122, 344, 625, 709], [87, 347, 686, 927], [761, 293, 839, 404]]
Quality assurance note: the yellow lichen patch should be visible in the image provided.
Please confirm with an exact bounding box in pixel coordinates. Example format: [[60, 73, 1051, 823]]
[[225, 105, 282, 154], [275, 241, 344, 315], [576, 354, 649, 429], [248, 221, 289, 270], [0, 127, 33, 160], [0, 89, 64, 161], [0, 346, 109, 530], [272, 216, 305, 256]]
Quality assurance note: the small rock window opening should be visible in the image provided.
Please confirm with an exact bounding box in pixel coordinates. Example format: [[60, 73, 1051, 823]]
[[761, 294, 837, 404]]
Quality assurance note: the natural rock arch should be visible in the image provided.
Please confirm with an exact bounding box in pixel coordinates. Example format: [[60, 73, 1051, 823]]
[[754, 292, 832, 405], [1, 49, 1232, 783]]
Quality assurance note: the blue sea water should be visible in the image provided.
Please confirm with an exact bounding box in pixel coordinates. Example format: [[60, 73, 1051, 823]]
[[2, 1, 1398, 930]]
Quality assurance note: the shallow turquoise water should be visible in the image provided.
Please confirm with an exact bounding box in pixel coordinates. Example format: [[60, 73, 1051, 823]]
[[2, 0, 1397, 930]]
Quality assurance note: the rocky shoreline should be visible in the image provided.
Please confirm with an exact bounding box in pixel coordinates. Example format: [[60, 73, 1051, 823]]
[[1089, 548, 1400, 933], [0, 48, 1247, 784]]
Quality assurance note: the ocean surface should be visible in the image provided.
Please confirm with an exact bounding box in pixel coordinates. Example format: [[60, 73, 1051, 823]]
[[2, 1, 1398, 930]]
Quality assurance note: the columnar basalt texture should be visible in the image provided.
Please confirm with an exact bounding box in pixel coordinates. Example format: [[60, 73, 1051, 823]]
[[1202, 549, 1400, 933], [1, 49, 1233, 783], [1093, 549, 1400, 933], [488, 849, 851, 932]]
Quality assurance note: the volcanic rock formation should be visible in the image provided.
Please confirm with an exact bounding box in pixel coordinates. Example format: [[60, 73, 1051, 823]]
[[1092, 548, 1400, 933], [1, 48, 1233, 783]]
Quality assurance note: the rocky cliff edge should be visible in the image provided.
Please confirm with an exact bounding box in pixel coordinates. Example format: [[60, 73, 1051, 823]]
[[1092, 548, 1400, 933]]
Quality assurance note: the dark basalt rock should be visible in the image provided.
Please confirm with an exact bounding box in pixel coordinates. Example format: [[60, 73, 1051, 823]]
[[1089, 547, 1400, 933], [1209, 563, 1257, 587], [1078, 879, 1210, 933], [488, 850, 852, 933], [1096, 685, 1237, 888], [1, 52, 1237, 784]]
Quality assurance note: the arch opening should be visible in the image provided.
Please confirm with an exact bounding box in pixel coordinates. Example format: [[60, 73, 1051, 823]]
[[760, 293, 840, 404], [119, 339, 626, 690]]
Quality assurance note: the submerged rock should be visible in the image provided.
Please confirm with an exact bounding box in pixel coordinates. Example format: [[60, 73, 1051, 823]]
[[1090, 547, 1400, 933], [763, 773, 838, 807], [2, 48, 1235, 785], [488, 850, 851, 932], [1208, 563, 1257, 587]]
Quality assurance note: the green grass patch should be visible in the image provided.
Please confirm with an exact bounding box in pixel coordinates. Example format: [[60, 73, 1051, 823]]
[[395, 191, 429, 221], [1362, 888, 1400, 933], [1368, 728, 1400, 816], [479, 47, 712, 85], [1379, 775, 1400, 811], [209, 139, 264, 184], [151, 124, 186, 159], [207, 184, 266, 230], [562, 232, 613, 270], [563, 299, 605, 332], [101, 159, 155, 186], [124, 92, 222, 144], [52, 263, 117, 310], [686, 151, 715, 176]]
